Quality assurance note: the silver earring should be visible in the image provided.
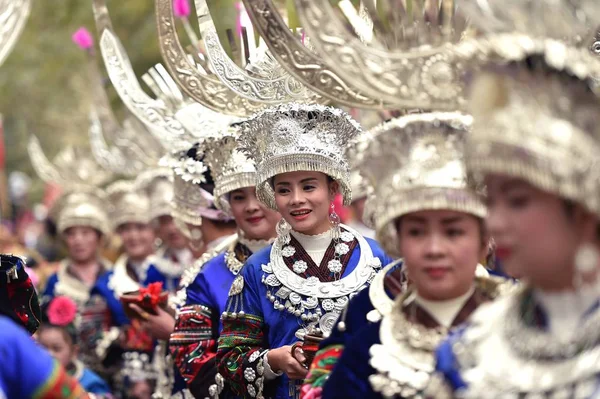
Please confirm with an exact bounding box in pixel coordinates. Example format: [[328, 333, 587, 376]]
[[276, 218, 292, 244], [573, 243, 600, 288], [329, 202, 341, 239], [189, 227, 204, 250]]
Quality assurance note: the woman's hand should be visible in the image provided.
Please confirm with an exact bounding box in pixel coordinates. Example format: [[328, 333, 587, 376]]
[[129, 304, 175, 340], [267, 345, 309, 380]]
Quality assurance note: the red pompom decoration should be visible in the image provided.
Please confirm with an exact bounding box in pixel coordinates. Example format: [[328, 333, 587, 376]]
[[71, 27, 94, 50], [173, 0, 190, 18]]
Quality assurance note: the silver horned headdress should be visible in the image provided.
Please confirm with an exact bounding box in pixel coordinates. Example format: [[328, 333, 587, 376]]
[[203, 133, 257, 213], [106, 180, 152, 229], [239, 103, 362, 210], [0, 0, 31, 67], [28, 135, 113, 191], [293, 0, 471, 110], [357, 112, 485, 256]]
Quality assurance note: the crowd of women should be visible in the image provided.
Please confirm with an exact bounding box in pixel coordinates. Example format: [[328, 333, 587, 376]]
[[2, 0, 600, 398]]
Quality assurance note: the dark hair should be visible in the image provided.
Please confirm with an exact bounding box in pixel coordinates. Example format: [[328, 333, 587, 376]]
[[522, 55, 597, 91], [187, 146, 215, 192], [40, 298, 78, 345], [63, 226, 103, 240], [563, 200, 576, 218], [39, 324, 76, 347], [45, 219, 58, 238], [563, 200, 600, 240], [213, 219, 237, 229]]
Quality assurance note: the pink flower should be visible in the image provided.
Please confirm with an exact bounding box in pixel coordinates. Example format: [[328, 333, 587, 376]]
[[47, 296, 78, 326], [72, 27, 94, 50], [174, 0, 190, 18], [300, 385, 322, 399], [235, 2, 243, 38]]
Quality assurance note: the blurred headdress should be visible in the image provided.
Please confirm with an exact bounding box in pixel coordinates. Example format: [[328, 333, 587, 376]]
[[135, 169, 174, 221], [203, 132, 257, 214], [55, 189, 111, 236], [106, 180, 151, 229], [453, 0, 600, 216], [160, 143, 232, 228], [356, 112, 485, 256]]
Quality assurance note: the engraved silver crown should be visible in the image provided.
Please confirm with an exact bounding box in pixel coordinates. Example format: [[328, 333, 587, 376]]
[[203, 131, 257, 214], [239, 103, 362, 210]]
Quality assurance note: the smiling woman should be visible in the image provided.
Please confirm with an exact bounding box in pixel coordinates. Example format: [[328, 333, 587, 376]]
[[273, 172, 337, 236], [214, 103, 392, 399], [87, 180, 176, 395], [228, 186, 280, 241], [167, 134, 281, 398]]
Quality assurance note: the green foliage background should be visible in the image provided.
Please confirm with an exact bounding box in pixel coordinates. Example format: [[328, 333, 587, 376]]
[[0, 0, 241, 202]]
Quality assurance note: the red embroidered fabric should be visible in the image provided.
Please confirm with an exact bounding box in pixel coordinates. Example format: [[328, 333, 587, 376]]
[[169, 305, 217, 383]]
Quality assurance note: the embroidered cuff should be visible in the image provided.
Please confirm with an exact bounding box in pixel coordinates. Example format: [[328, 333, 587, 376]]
[[169, 305, 217, 383], [216, 313, 266, 396], [263, 350, 284, 380]]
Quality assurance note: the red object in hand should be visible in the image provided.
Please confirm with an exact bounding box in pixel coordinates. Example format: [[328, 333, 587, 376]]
[[137, 282, 164, 308], [120, 282, 168, 320]]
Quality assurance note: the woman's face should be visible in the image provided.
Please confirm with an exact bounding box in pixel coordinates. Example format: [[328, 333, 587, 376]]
[[273, 171, 338, 235], [397, 210, 485, 301], [38, 327, 76, 368], [229, 187, 280, 240], [117, 222, 156, 262], [129, 380, 153, 399], [485, 175, 597, 290], [154, 215, 188, 250], [63, 226, 101, 264]]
